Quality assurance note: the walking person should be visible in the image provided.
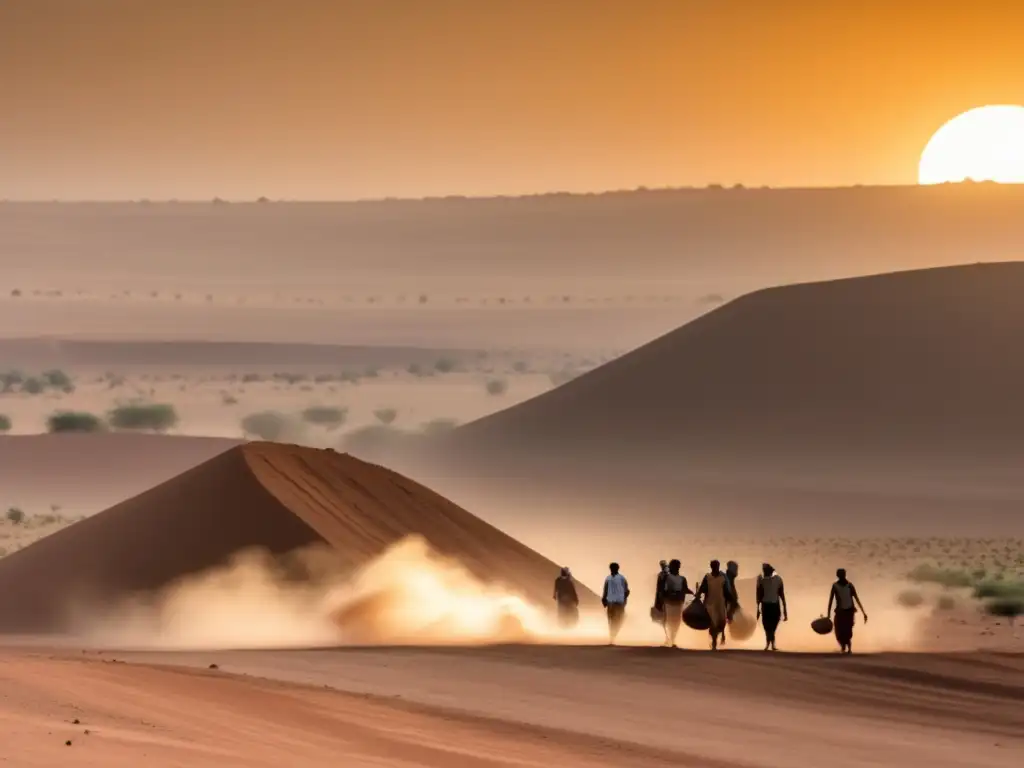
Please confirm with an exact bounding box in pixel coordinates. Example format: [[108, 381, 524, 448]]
[[719, 560, 741, 647], [755, 563, 787, 651], [696, 560, 733, 650], [827, 568, 868, 654], [552, 566, 580, 629], [660, 559, 694, 647], [602, 562, 630, 644]]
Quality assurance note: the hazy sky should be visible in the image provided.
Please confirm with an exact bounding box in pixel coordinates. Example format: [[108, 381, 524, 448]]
[[1, 1, 1021, 199]]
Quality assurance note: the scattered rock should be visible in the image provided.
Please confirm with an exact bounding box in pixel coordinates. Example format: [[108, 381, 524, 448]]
[[208, 663, 219, 670]]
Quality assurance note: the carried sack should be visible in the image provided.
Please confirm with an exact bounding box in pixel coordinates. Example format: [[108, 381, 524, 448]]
[[811, 615, 834, 635], [650, 606, 665, 624], [727, 608, 757, 641], [682, 599, 711, 630]]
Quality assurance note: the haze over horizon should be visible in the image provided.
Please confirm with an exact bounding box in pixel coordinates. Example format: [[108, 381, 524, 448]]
[[2, 1, 1022, 200]]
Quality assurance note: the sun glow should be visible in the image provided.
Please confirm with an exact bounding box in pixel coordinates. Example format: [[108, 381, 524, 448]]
[[919, 105, 1024, 185]]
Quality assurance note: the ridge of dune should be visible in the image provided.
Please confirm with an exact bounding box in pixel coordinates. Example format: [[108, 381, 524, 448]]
[[0, 442, 586, 635]]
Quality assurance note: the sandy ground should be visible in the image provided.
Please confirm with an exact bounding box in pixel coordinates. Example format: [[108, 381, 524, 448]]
[[1, 644, 1021, 767]]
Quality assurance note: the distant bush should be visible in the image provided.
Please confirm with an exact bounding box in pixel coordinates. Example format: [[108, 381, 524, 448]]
[[485, 378, 508, 396], [906, 564, 973, 589], [0, 414, 10, 432], [374, 408, 397, 425], [896, 589, 925, 608], [5, 507, 24, 525], [47, 411, 104, 433], [407, 363, 429, 377], [10, 288, 21, 297], [0, 371, 23, 392], [421, 418, 459, 436], [512, 360, 529, 373], [241, 411, 289, 441], [973, 579, 1024, 601], [108, 403, 179, 432], [342, 425, 404, 456], [434, 358, 457, 374], [221, 392, 239, 406], [21, 377, 44, 395], [42, 369, 73, 390], [301, 406, 348, 430], [935, 595, 957, 611]]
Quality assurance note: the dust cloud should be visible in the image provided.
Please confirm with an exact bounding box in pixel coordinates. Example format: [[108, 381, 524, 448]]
[[74, 535, 932, 652]]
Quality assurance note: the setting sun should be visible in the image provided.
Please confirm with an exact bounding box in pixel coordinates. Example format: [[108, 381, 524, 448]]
[[919, 105, 1024, 185]]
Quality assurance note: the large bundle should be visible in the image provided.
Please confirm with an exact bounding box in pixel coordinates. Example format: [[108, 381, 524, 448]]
[[682, 599, 711, 630], [811, 615, 834, 635], [727, 608, 757, 641]]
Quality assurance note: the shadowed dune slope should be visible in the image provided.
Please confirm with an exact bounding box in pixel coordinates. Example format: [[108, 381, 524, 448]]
[[451, 263, 1024, 461], [0, 442, 587, 633]]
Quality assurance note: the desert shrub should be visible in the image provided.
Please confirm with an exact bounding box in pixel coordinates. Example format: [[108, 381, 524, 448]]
[[374, 408, 398, 425], [984, 597, 1024, 621], [47, 411, 104, 433], [418, 294, 428, 304], [21, 376, 44, 395], [221, 393, 239, 406], [485, 378, 508, 396], [935, 594, 957, 611], [108, 403, 179, 433], [301, 406, 348, 430], [342, 425, 404, 456], [241, 411, 289, 441], [241, 373, 263, 383], [0, 414, 10, 432], [10, 289, 21, 297], [0, 371, 24, 392], [5, 507, 24, 525], [906, 564, 973, 589], [421, 418, 459, 436], [42, 369, 73, 390], [512, 360, 529, 373], [973, 579, 1024, 601], [340, 370, 362, 384], [434, 358, 457, 374], [896, 589, 925, 608]]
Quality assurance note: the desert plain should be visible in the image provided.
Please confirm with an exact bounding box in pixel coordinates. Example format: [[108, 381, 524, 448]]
[[0, 191, 1022, 767]]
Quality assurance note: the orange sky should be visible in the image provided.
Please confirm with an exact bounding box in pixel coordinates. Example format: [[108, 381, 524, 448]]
[[1, 1, 1022, 199]]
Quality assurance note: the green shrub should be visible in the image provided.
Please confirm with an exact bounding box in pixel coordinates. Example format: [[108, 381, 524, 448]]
[[374, 408, 398, 425], [973, 579, 1024, 601], [47, 411, 104, 433], [108, 403, 179, 432], [0, 414, 10, 432], [21, 377, 44, 395], [434, 358, 457, 374], [42, 369, 73, 390], [300, 406, 348, 430], [935, 595, 957, 611], [905, 564, 973, 589], [5, 507, 24, 525], [241, 411, 289, 441], [0, 371, 24, 392]]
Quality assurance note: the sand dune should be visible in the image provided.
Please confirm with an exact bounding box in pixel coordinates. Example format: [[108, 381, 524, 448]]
[[0, 442, 585, 635], [397, 263, 1024, 537], [1, 645, 1020, 768]]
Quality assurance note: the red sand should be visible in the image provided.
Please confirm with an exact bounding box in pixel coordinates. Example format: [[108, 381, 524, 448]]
[[0, 442, 586, 633]]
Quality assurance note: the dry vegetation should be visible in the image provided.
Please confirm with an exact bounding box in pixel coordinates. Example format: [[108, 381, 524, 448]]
[[0, 506, 86, 557], [0, 349, 610, 442]]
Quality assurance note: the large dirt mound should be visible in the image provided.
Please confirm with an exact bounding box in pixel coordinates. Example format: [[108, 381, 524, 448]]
[[0, 442, 586, 633], [452, 262, 1024, 461]]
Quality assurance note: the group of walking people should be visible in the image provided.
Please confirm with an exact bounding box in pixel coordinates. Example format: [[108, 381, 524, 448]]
[[552, 561, 868, 653]]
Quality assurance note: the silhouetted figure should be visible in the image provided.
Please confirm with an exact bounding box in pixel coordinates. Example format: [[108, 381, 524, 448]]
[[653, 559, 669, 615], [553, 566, 579, 629], [696, 560, 734, 650], [756, 563, 787, 651], [719, 560, 741, 646], [660, 559, 694, 647], [602, 562, 630, 644], [827, 568, 868, 653]]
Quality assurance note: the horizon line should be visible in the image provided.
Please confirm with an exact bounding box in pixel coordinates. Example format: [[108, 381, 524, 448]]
[[2, 179, 1019, 205]]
